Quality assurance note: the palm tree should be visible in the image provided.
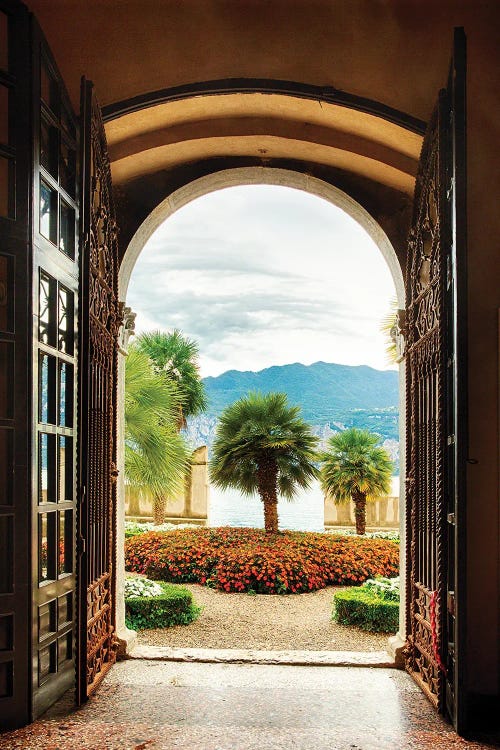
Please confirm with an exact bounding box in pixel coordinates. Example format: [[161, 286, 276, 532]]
[[380, 296, 399, 365], [136, 329, 207, 429], [125, 345, 190, 524], [209, 392, 319, 534], [320, 428, 393, 535]]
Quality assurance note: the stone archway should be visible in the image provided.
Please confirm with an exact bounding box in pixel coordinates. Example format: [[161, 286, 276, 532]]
[[115, 167, 406, 659]]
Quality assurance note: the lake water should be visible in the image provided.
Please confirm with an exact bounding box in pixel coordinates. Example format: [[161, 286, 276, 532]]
[[208, 478, 325, 532]]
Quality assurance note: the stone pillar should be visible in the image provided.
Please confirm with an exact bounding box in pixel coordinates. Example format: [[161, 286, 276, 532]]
[[115, 306, 137, 657], [188, 445, 209, 520], [365, 500, 378, 527], [388, 324, 406, 667]]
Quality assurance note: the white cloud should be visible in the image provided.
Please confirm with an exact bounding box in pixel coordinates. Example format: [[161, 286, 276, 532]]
[[126, 185, 397, 377]]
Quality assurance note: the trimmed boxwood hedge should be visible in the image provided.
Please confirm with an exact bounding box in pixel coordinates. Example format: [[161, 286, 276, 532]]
[[125, 581, 201, 631], [333, 587, 399, 632]]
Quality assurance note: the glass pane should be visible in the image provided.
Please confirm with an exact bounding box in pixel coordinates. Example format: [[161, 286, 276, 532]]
[[61, 105, 75, 139], [0, 662, 13, 698], [58, 362, 74, 427], [58, 509, 72, 575], [39, 272, 57, 346], [0, 428, 13, 505], [41, 58, 59, 115], [38, 642, 56, 685], [58, 593, 72, 628], [60, 140, 75, 197], [0, 254, 14, 333], [0, 155, 12, 218], [39, 433, 56, 504], [0, 342, 13, 419], [58, 436, 73, 503], [40, 179, 58, 244], [58, 632, 72, 667], [39, 353, 56, 424], [0, 516, 13, 593], [0, 615, 13, 651], [58, 286, 74, 354], [40, 118, 58, 179], [59, 201, 75, 259], [0, 84, 8, 145], [39, 511, 56, 583], [38, 600, 56, 641], [0, 12, 8, 72]]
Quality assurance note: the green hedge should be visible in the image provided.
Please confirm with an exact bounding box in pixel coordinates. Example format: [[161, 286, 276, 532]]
[[333, 587, 399, 632], [125, 581, 201, 630]]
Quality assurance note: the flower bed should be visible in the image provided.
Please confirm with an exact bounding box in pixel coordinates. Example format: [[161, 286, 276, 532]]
[[124, 576, 201, 630], [125, 527, 399, 595]]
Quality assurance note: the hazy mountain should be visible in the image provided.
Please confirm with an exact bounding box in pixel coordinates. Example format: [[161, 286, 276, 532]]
[[202, 361, 398, 420], [185, 362, 400, 469]]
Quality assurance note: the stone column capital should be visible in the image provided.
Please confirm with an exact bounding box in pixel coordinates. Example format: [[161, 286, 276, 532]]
[[118, 305, 136, 355]]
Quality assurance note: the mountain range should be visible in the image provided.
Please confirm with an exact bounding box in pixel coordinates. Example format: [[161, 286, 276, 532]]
[[185, 361, 400, 469]]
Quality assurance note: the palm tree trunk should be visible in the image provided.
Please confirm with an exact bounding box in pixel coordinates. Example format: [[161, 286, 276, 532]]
[[153, 491, 167, 525], [263, 498, 279, 534], [257, 458, 279, 534], [352, 488, 367, 535], [126, 486, 142, 518]]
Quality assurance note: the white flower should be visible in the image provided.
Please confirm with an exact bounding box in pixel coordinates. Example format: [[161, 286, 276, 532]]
[[124, 576, 163, 598]]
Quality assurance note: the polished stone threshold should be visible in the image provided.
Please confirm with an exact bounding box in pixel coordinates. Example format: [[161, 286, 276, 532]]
[[129, 644, 395, 668]]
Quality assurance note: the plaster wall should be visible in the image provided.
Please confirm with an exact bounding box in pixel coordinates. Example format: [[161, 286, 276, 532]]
[[24, 0, 500, 719], [27, 0, 495, 124], [463, 39, 500, 701]]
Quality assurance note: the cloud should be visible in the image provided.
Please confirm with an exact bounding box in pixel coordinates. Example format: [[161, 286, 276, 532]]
[[126, 185, 397, 375]]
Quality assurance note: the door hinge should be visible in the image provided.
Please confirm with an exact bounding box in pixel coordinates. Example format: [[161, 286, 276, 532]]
[[447, 591, 456, 616], [447, 434, 456, 445], [447, 176, 455, 201], [447, 512, 455, 524]]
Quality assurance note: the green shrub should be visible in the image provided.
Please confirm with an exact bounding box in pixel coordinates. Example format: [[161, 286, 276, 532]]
[[333, 586, 399, 632], [363, 575, 400, 601], [125, 521, 199, 539], [125, 580, 201, 630]]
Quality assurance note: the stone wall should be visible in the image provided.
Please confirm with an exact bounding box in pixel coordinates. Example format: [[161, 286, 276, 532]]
[[324, 495, 399, 529], [126, 445, 208, 524]]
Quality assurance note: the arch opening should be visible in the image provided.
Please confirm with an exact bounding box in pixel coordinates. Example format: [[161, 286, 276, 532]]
[[116, 168, 407, 661], [119, 168, 404, 306]]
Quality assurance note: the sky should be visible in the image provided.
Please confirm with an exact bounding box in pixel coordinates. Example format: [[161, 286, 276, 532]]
[[126, 185, 397, 378]]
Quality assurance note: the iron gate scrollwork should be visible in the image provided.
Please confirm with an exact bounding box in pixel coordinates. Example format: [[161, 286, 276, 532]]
[[77, 79, 121, 702], [404, 93, 450, 711], [405, 30, 467, 730]]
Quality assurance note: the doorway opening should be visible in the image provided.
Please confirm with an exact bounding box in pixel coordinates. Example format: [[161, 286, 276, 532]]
[[116, 169, 406, 661]]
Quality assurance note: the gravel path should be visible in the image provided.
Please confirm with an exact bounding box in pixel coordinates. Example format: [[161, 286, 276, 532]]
[[137, 584, 391, 651]]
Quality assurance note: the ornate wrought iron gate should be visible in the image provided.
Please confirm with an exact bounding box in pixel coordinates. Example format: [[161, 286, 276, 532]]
[[405, 30, 467, 731], [77, 80, 120, 703]]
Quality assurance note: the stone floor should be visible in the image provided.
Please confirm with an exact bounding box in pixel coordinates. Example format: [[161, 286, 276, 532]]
[[1, 659, 499, 750]]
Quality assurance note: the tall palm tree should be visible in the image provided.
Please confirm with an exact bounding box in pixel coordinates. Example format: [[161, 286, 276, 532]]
[[136, 329, 207, 429], [320, 428, 393, 535], [209, 392, 319, 534], [125, 345, 190, 524]]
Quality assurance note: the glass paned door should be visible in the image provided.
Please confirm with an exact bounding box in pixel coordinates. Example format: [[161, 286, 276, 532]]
[[32, 21, 79, 719]]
